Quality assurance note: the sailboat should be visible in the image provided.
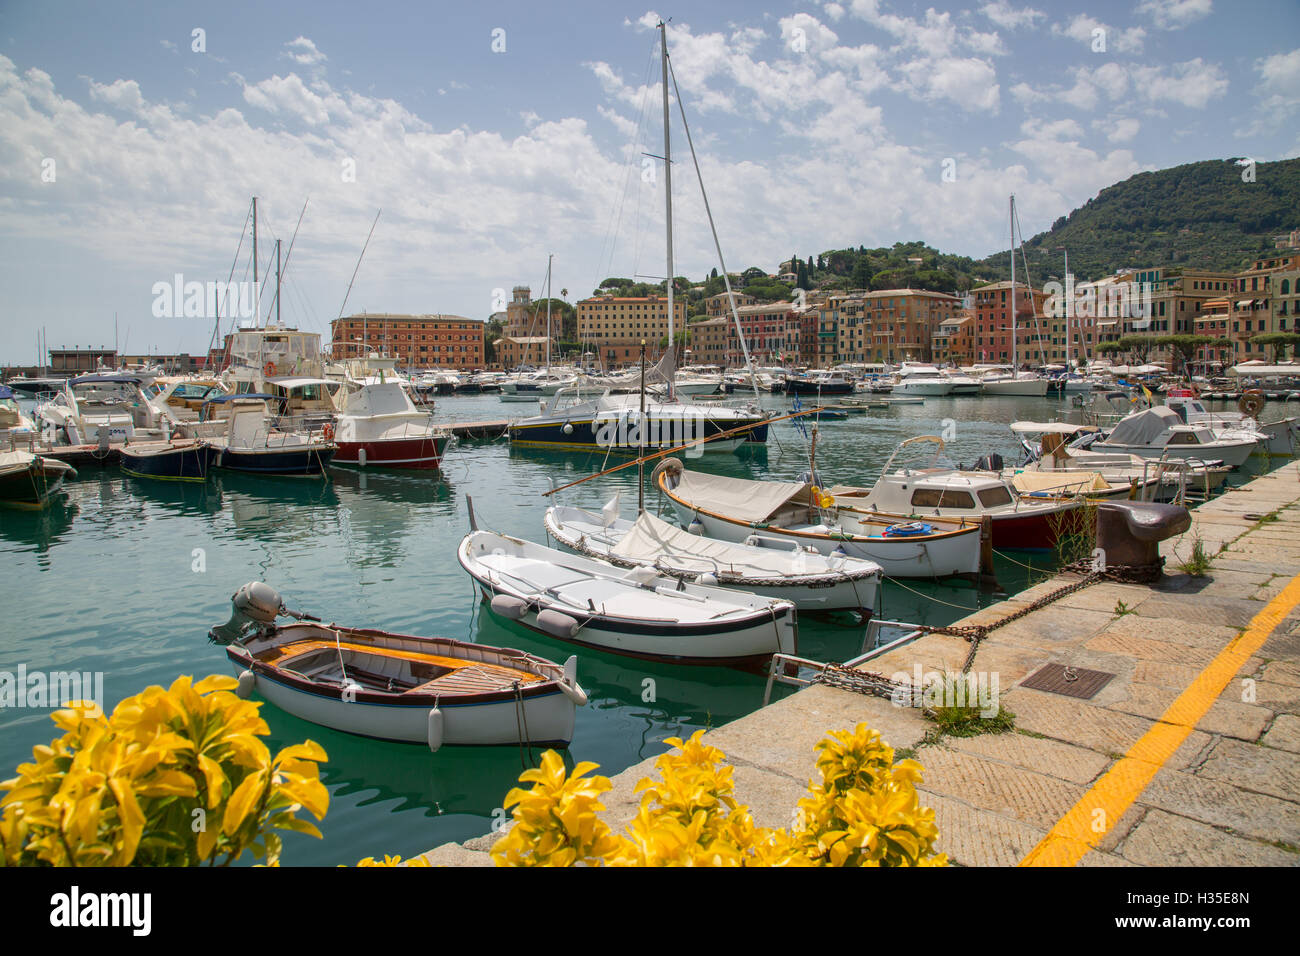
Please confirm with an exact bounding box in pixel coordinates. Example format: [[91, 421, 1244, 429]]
[[507, 22, 769, 454], [979, 196, 1049, 397]]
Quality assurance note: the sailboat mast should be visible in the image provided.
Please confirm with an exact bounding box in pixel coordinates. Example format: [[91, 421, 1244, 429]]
[[1009, 195, 1017, 371], [1064, 247, 1072, 369], [545, 253, 553, 376], [659, 21, 675, 388], [252, 197, 259, 326]]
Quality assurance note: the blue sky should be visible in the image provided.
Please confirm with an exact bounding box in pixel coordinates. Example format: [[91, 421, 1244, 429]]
[[1, 0, 1297, 363]]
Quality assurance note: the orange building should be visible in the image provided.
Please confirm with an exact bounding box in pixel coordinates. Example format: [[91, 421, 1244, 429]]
[[330, 314, 484, 368]]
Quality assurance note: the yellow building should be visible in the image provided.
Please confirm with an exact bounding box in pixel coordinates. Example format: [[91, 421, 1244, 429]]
[[578, 295, 689, 369]]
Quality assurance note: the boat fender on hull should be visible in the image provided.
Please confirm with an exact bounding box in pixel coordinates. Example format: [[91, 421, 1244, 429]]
[[427, 706, 443, 752], [537, 609, 580, 639], [491, 594, 529, 619], [236, 669, 255, 700]]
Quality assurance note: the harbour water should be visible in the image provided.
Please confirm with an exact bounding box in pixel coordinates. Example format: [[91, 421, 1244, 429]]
[[0, 392, 1277, 865]]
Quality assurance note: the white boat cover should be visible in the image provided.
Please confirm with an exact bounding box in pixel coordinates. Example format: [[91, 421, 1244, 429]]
[[1105, 406, 1182, 446], [671, 470, 808, 523], [1010, 421, 1099, 435], [1010, 471, 1110, 494], [610, 512, 867, 578]]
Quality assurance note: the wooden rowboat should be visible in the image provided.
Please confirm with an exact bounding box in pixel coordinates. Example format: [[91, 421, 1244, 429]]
[[212, 582, 584, 750]]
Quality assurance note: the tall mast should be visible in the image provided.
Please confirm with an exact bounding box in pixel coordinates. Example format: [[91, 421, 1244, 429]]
[[1009, 195, 1017, 370], [274, 239, 282, 328], [545, 253, 553, 376], [1063, 247, 1072, 369], [252, 196, 259, 327], [659, 20, 675, 393]]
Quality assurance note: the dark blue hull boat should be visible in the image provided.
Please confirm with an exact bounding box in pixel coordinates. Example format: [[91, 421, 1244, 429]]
[[120, 441, 217, 482], [213, 446, 335, 476]]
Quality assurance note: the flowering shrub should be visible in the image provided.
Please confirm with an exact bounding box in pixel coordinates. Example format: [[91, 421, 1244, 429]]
[[491, 723, 946, 867], [0, 675, 329, 867]]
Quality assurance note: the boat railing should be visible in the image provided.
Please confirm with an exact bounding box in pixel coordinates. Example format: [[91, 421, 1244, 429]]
[[762, 620, 927, 705]]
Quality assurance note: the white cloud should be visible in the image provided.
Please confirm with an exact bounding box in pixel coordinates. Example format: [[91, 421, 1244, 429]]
[[1132, 58, 1228, 108], [1258, 48, 1300, 108], [284, 36, 327, 67], [823, 2, 846, 22], [1053, 15, 1146, 54], [979, 2, 1044, 31], [1136, 0, 1213, 30], [900, 56, 1000, 113], [1103, 117, 1141, 143]]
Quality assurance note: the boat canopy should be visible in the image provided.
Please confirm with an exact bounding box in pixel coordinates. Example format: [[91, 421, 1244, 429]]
[[1010, 421, 1100, 435], [268, 377, 338, 390], [1227, 364, 1300, 378], [671, 470, 808, 523], [1105, 406, 1182, 446], [611, 512, 839, 574], [70, 374, 143, 385], [202, 392, 277, 405]]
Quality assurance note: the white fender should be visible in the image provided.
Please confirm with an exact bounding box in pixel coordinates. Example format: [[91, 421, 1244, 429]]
[[490, 594, 528, 619], [236, 669, 256, 700], [698, 571, 718, 586], [563, 655, 578, 684], [536, 609, 579, 639], [358, 447, 367, 468], [558, 681, 588, 707], [427, 706, 444, 752]]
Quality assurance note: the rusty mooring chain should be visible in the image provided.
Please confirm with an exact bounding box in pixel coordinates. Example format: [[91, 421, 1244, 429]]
[[811, 560, 1161, 693]]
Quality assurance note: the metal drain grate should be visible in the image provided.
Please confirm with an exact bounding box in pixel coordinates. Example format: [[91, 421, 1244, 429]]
[[1020, 663, 1115, 700]]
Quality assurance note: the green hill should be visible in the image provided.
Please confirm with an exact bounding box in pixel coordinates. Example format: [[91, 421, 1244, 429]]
[[975, 157, 1300, 282]]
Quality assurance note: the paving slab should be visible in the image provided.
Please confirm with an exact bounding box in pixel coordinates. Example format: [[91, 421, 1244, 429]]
[[944, 730, 1111, 786], [1118, 809, 1299, 867], [1262, 714, 1300, 753], [915, 745, 1086, 830], [1195, 737, 1300, 803], [1104, 683, 1271, 741], [921, 790, 1046, 867], [1136, 767, 1300, 846]]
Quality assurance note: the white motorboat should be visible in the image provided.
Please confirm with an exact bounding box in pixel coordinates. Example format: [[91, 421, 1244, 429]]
[[510, 390, 768, 454], [544, 504, 882, 614], [204, 398, 336, 475], [332, 377, 450, 470], [941, 369, 983, 395], [458, 528, 797, 665], [973, 366, 1049, 397], [826, 436, 1089, 550], [1164, 388, 1296, 456], [893, 364, 954, 397], [1093, 406, 1259, 468], [654, 462, 984, 580], [0, 450, 76, 508], [212, 582, 582, 750], [35, 373, 160, 445]]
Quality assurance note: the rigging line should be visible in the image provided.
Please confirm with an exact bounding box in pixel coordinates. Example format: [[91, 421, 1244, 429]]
[[209, 204, 252, 366], [667, 57, 762, 404], [337, 208, 382, 322], [597, 40, 658, 284], [220, 204, 256, 348], [881, 575, 979, 612]]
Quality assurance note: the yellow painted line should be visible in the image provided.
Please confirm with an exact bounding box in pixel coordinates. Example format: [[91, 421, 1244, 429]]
[[1020, 571, 1300, 867]]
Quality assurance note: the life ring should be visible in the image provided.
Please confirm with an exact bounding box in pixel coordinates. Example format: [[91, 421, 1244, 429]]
[[1239, 389, 1265, 418], [322, 422, 335, 441], [264, 361, 277, 378], [883, 522, 932, 537]]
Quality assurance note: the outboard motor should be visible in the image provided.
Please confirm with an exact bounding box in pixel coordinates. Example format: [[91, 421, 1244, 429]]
[[973, 453, 1003, 472], [209, 581, 286, 644]]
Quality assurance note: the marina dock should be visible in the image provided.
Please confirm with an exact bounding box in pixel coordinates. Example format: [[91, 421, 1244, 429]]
[[422, 462, 1300, 866]]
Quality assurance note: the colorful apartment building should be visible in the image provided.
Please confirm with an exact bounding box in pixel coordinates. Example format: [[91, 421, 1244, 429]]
[[577, 294, 689, 369], [330, 314, 485, 368]]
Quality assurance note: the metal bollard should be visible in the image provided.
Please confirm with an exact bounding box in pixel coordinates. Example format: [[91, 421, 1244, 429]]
[[1095, 501, 1192, 581]]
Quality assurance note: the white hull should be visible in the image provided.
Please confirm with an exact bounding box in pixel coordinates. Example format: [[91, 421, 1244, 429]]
[[1095, 440, 1254, 469], [458, 532, 797, 663], [982, 378, 1049, 396], [665, 503, 980, 579], [231, 663, 575, 745], [543, 509, 880, 613], [895, 381, 953, 396]]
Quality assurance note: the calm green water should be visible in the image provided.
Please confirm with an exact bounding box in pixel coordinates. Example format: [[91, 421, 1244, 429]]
[[0, 392, 1277, 865]]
